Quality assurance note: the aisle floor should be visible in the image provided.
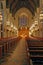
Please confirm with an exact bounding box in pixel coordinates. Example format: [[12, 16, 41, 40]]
[[1, 38, 29, 65]]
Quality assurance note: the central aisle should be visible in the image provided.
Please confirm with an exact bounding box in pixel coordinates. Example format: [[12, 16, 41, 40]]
[[1, 38, 29, 65]]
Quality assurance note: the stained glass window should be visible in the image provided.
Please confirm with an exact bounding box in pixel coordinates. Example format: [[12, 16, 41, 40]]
[[18, 15, 27, 27]]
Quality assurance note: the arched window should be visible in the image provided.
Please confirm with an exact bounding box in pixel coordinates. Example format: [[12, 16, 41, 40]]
[[18, 15, 27, 27]]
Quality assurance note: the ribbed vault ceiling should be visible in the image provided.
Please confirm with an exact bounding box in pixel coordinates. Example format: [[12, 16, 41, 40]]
[[6, 0, 39, 16]]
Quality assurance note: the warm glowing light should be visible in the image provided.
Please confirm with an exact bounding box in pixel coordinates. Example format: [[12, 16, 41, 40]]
[[29, 24, 35, 30], [29, 20, 39, 37], [0, 15, 2, 18], [40, 16, 43, 19], [29, 32, 32, 35], [31, 29, 34, 32], [6, 21, 10, 26], [13, 26, 17, 30], [18, 27, 29, 38], [11, 24, 13, 28], [35, 21, 38, 25], [20, 34, 27, 38], [40, 14, 43, 16]]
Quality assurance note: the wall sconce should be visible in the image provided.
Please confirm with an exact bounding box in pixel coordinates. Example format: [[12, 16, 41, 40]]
[[0, 14, 2, 21]]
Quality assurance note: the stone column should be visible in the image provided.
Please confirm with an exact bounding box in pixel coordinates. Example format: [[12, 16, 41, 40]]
[[39, 0, 43, 37], [0, 1, 4, 38]]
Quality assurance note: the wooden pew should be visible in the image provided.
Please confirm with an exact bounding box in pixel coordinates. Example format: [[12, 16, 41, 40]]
[[0, 45, 3, 59], [26, 37, 43, 65], [0, 36, 21, 60]]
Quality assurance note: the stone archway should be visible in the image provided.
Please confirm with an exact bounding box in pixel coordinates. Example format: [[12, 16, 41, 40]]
[[15, 7, 33, 28], [14, 7, 33, 37]]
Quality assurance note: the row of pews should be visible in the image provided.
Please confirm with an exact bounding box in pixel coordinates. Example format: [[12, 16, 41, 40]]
[[0, 37, 21, 64], [26, 37, 43, 65]]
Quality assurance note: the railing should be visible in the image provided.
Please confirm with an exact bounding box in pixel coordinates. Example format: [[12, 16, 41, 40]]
[[0, 37, 21, 59]]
